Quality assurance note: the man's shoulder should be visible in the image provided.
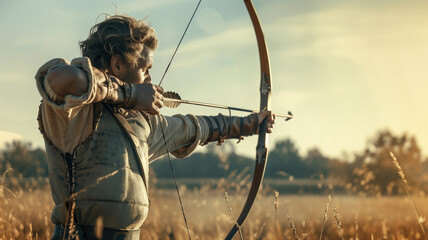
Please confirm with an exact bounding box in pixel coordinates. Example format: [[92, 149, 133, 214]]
[[36, 57, 93, 79]]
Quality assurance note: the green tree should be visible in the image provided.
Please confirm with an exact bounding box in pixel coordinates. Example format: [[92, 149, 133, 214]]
[[332, 129, 425, 195], [151, 141, 254, 179], [304, 148, 330, 178], [266, 139, 306, 178], [0, 140, 48, 178], [367, 130, 423, 194]]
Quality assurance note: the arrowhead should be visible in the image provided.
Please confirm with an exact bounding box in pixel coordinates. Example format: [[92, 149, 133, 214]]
[[285, 111, 293, 121]]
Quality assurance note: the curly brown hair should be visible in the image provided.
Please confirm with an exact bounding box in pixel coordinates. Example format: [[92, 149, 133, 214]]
[[80, 15, 158, 70]]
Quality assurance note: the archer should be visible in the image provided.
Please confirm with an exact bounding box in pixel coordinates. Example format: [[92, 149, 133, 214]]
[[35, 15, 275, 239]]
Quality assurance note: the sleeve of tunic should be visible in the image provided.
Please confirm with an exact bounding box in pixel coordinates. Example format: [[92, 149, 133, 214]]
[[35, 57, 101, 111], [147, 114, 210, 161], [35, 58, 99, 153]]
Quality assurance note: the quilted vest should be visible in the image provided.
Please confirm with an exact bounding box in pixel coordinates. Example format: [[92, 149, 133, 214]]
[[39, 103, 151, 230]]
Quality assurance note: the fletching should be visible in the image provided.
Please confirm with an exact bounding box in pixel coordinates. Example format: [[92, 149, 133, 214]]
[[163, 91, 182, 108]]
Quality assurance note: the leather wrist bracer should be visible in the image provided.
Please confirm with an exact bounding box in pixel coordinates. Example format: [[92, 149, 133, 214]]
[[202, 113, 259, 145], [102, 72, 116, 103], [100, 73, 137, 109], [120, 83, 138, 109]]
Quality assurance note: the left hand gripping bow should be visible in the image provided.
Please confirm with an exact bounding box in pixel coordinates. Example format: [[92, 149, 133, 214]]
[[225, 0, 272, 239]]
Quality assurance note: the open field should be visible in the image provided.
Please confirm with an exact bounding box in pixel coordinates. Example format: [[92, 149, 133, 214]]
[[0, 185, 426, 239]]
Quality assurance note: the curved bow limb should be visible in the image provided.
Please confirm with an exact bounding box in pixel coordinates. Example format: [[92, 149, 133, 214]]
[[157, 0, 273, 238], [224, 0, 272, 239]]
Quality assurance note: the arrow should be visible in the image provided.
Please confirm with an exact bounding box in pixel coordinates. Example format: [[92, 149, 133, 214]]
[[163, 91, 293, 121]]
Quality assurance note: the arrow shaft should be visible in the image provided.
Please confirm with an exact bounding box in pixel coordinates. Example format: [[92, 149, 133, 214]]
[[164, 97, 293, 119]]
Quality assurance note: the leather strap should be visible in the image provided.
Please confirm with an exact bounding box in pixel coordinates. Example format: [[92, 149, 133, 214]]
[[103, 103, 148, 192]]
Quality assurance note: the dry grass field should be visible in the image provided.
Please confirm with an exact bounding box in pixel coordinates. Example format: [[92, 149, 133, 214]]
[[0, 181, 426, 240], [143, 189, 428, 240]]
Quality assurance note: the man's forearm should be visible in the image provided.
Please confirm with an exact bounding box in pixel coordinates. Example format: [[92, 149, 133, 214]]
[[202, 113, 259, 145]]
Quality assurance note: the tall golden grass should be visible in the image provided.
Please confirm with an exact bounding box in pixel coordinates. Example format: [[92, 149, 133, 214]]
[[0, 152, 426, 240], [0, 177, 427, 239]]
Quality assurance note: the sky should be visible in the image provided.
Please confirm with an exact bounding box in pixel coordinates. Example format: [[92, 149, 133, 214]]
[[0, 0, 428, 159]]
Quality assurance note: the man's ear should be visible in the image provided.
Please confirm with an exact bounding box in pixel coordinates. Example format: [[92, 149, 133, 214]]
[[110, 55, 125, 77]]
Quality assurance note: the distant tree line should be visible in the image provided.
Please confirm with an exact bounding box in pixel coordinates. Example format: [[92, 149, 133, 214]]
[[150, 139, 331, 180], [1, 129, 427, 194], [0, 141, 48, 178]]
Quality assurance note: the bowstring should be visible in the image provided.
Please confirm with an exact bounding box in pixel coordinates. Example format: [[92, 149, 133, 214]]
[[157, 1, 202, 239], [159, 0, 202, 86], [159, 123, 192, 239]]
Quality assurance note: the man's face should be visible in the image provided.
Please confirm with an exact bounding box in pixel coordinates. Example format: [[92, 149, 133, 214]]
[[120, 49, 154, 84]]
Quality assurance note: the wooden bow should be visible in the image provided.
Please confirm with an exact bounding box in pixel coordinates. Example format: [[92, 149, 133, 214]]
[[157, 1, 274, 239], [224, 0, 272, 239]]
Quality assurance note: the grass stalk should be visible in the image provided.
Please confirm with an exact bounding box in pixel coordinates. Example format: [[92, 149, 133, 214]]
[[319, 195, 331, 240], [224, 192, 243, 240], [287, 215, 307, 240], [274, 190, 281, 240], [390, 151, 426, 236], [333, 200, 344, 240], [287, 215, 300, 240]]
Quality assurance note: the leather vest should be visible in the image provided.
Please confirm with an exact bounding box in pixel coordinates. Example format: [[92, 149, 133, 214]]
[[39, 103, 151, 230]]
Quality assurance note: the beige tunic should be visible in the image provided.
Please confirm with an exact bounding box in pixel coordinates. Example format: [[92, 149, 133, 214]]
[[35, 58, 211, 230]]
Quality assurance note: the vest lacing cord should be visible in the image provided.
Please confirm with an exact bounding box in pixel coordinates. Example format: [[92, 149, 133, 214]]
[[63, 152, 76, 195], [63, 151, 77, 223], [62, 151, 78, 236]]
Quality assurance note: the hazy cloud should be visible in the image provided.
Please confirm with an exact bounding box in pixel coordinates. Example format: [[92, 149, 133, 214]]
[[0, 131, 22, 147]]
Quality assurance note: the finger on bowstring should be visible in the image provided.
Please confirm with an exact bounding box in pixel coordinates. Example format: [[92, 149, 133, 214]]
[[155, 91, 164, 101], [155, 85, 164, 94]]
